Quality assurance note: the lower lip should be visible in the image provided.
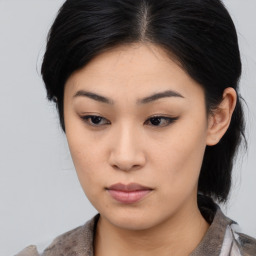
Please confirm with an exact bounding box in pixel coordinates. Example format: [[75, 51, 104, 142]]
[[107, 189, 152, 204]]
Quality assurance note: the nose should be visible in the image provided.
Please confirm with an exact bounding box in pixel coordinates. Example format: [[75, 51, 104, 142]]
[[109, 125, 146, 172]]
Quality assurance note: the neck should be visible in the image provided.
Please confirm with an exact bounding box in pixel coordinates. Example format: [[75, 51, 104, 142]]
[[94, 200, 209, 256]]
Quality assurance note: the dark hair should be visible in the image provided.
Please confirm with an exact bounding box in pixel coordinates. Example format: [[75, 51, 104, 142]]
[[41, 0, 245, 203]]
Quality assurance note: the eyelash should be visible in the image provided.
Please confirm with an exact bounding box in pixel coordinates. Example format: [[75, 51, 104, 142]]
[[145, 116, 178, 127], [81, 115, 178, 128], [81, 115, 111, 126]]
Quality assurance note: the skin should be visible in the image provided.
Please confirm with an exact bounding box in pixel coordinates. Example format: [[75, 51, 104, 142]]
[[64, 43, 237, 256]]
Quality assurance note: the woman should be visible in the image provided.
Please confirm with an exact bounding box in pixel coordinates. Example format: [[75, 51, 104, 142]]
[[17, 0, 256, 255]]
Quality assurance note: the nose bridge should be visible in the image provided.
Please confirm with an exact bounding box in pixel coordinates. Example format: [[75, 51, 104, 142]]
[[109, 121, 146, 171]]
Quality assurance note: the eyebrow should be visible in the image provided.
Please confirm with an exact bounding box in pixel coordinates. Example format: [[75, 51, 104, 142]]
[[73, 89, 184, 104], [73, 90, 114, 104], [137, 90, 184, 104]]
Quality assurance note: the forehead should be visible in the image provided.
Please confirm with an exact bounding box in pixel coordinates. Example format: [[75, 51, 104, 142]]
[[65, 43, 204, 102]]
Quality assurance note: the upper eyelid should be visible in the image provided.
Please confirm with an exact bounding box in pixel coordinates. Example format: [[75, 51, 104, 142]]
[[146, 116, 178, 129], [81, 115, 178, 128], [145, 116, 178, 124], [82, 115, 108, 119], [146, 115, 178, 121], [82, 115, 110, 125], [147, 115, 176, 119]]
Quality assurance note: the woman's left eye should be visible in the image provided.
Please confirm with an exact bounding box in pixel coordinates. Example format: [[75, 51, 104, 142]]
[[145, 116, 178, 127], [81, 115, 110, 126]]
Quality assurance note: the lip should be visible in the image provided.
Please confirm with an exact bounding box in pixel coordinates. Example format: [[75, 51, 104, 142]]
[[106, 183, 153, 204]]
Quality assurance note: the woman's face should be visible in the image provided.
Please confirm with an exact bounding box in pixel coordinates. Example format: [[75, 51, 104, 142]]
[[64, 43, 211, 230]]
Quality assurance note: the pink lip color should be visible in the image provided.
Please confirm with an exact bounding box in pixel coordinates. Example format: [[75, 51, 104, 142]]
[[107, 183, 152, 204]]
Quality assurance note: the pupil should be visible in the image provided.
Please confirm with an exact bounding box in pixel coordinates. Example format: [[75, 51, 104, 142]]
[[151, 118, 161, 126], [92, 116, 102, 124]]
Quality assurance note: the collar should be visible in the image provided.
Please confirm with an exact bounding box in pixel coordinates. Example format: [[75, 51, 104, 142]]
[[42, 197, 234, 256]]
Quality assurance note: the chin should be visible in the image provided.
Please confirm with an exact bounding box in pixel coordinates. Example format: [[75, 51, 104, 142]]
[[110, 217, 154, 231], [101, 207, 167, 231]]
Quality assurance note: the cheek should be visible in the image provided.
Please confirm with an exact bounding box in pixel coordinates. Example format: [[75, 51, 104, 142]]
[[65, 110, 103, 172], [68, 140, 112, 211], [151, 118, 207, 190], [66, 129, 104, 193]]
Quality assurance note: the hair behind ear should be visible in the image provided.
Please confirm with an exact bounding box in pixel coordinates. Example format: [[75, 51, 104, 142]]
[[199, 95, 246, 202]]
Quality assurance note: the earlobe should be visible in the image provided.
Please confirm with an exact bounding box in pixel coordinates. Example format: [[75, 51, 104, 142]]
[[206, 88, 237, 146]]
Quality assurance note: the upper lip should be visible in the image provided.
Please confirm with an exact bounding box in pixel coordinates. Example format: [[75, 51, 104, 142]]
[[107, 183, 152, 192]]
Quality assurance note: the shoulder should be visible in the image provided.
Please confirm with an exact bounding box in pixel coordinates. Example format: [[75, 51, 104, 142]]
[[42, 214, 98, 256], [15, 215, 99, 256], [15, 245, 40, 256], [236, 232, 256, 256], [195, 195, 256, 256], [42, 225, 85, 256]]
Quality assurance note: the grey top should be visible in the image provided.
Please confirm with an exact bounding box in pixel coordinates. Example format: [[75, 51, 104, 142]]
[[15, 199, 256, 256]]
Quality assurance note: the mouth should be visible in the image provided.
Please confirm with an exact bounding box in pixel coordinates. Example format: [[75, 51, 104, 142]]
[[106, 183, 153, 204]]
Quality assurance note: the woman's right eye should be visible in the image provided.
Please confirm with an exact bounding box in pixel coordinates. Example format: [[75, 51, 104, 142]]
[[81, 115, 110, 126]]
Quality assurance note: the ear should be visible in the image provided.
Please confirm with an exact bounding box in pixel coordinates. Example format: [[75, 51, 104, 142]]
[[206, 87, 237, 146]]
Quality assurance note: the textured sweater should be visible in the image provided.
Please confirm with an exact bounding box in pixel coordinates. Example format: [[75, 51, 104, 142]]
[[16, 198, 256, 256]]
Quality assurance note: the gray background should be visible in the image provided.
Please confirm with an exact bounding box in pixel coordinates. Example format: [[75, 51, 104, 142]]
[[0, 1, 255, 255]]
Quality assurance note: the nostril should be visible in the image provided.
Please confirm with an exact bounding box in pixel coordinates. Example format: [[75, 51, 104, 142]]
[[111, 163, 143, 172], [112, 165, 119, 170]]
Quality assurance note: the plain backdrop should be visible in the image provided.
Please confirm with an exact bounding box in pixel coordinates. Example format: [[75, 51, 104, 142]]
[[0, 1, 255, 255]]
